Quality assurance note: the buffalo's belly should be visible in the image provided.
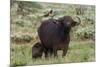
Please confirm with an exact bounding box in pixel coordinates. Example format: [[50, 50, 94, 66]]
[[41, 39, 69, 50], [55, 43, 69, 50]]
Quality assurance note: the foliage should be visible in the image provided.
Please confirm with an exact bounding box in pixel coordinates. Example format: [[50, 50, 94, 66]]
[[10, 1, 95, 41], [75, 25, 95, 40]]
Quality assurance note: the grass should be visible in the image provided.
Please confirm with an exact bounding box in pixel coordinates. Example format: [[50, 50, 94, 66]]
[[10, 40, 95, 66]]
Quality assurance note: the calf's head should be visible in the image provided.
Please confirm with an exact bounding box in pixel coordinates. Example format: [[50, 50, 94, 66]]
[[32, 42, 43, 59]]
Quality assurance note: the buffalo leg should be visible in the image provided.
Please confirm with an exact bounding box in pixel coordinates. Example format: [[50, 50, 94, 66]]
[[44, 50, 48, 58], [62, 43, 69, 57], [62, 49, 68, 57], [49, 49, 53, 57], [62, 47, 68, 57], [53, 48, 58, 57]]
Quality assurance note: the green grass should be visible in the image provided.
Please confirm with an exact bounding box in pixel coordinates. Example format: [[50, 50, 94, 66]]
[[10, 40, 95, 66]]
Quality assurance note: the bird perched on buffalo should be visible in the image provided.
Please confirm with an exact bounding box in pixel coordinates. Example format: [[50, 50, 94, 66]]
[[43, 9, 56, 18]]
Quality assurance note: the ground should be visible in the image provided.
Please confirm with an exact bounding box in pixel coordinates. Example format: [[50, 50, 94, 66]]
[[10, 40, 95, 66]]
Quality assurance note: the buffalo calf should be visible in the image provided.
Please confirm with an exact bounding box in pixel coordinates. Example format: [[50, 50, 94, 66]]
[[32, 42, 43, 59]]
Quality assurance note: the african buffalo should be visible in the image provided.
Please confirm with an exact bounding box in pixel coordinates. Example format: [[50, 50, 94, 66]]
[[32, 42, 44, 58], [38, 16, 80, 57]]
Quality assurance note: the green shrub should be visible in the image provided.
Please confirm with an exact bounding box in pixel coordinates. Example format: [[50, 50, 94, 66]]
[[15, 21, 24, 27], [75, 25, 95, 40]]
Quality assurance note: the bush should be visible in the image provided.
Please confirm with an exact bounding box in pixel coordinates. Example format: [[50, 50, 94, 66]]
[[75, 25, 95, 40], [11, 33, 34, 43], [15, 21, 24, 27]]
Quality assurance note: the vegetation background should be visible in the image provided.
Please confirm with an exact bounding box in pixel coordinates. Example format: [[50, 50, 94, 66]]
[[10, 0, 95, 66]]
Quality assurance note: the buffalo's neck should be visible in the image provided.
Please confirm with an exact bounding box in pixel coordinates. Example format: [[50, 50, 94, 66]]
[[64, 26, 71, 35], [59, 25, 71, 42]]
